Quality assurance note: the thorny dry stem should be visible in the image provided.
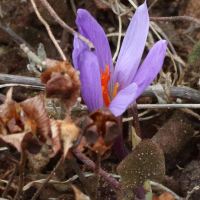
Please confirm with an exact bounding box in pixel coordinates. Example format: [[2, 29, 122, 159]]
[[73, 148, 122, 190], [30, 0, 67, 61], [39, 0, 95, 50], [31, 155, 63, 200]]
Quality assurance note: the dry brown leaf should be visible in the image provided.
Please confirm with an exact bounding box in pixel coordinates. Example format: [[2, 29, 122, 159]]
[[20, 94, 50, 140], [0, 89, 48, 154], [61, 118, 82, 157], [49, 118, 82, 157], [0, 132, 34, 152], [71, 184, 90, 200], [49, 119, 62, 157], [0, 87, 23, 124]]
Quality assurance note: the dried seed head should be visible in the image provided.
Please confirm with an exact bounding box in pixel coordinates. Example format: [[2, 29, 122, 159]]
[[41, 60, 81, 106], [82, 108, 120, 154], [117, 140, 165, 189]]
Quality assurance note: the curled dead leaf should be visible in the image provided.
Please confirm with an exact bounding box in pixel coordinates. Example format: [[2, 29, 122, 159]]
[[0, 88, 48, 154], [20, 94, 50, 141], [50, 118, 82, 157]]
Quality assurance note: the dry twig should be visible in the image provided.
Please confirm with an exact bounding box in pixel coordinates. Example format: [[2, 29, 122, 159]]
[[150, 16, 200, 25], [39, 0, 95, 50], [31, 155, 63, 200], [73, 148, 122, 190], [14, 151, 26, 200], [30, 0, 67, 61]]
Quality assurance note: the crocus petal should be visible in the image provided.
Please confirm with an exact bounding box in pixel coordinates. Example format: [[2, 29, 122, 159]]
[[132, 40, 167, 99], [72, 35, 87, 70], [77, 49, 103, 112], [76, 9, 113, 74], [114, 1, 149, 91], [109, 83, 138, 117]]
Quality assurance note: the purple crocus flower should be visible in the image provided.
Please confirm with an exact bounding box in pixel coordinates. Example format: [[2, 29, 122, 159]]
[[73, 1, 167, 117]]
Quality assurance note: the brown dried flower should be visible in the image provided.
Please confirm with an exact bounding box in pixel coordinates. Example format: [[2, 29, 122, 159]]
[[82, 108, 120, 155]]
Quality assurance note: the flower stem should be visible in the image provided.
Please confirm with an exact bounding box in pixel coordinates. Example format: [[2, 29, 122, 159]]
[[73, 148, 122, 190], [131, 102, 141, 138], [112, 116, 128, 161]]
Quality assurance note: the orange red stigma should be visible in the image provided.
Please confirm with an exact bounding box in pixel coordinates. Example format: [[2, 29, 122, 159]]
[[101, 66, 119, 107], [101, 65, 111, 107]]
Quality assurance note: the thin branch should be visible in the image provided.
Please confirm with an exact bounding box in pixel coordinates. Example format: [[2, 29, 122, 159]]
[[138, 113, 161, 121], [137, 104, 200, 109], [0, 25, 35, 52], [68, 158, 92, 196], [31, 155, 63, 200], [2, 157, 19, 198], [150, 22, 178, 85], [0, 83, 44, 90], [39, 0, 95, 50], [2, 74, 200, 103], [148, 0, 158, 10], [186, 186, 200, 200], [106, 32, 126, 37], [123, 110, 150, 122], [181, 108, 200, 120], [14, 151, 26, 200], [69, 0, 77, 17], [0, 74, 44, 86], [112, 15, 122, 63], [150, 16, 200, 25], [2, 165, 18, 198], [73, 148, 122, 190], [30, 0, 66, 61]]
